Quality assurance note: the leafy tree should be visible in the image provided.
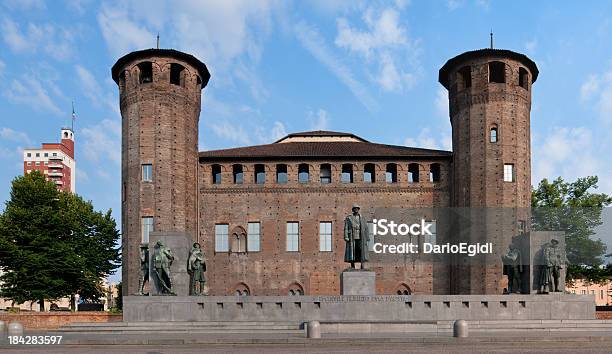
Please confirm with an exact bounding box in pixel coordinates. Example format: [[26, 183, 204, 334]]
[[0, 172, 120, 311], [532, 176, 612, 280]]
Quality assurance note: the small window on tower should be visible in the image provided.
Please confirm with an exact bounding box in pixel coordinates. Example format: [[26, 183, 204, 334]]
[[386, 163, 397, 183], [233, 164, 243, 184], [211, 164, 222, 184], [429, 163, 440, 182], [503, 164, 514, 182], [408, 163, 419, 183], [458, 66, 471, 89], [276, 164, 288, 184], [138, 62, 153, 84], [142, 164, 153, 182], [298, 164, 310, 183], [170, 63, 184, 86], [489, 61, 506, 83], [341, 164, 353, 183], [363, 163, 376, 183], [320, 164, 332, 184], [254, 164, 266, 184], [518, 67, 529, 90], [490, 127, 498, 143]]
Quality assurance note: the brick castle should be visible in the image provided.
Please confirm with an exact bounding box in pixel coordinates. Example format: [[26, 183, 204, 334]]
[[112, 47, 537, 296]]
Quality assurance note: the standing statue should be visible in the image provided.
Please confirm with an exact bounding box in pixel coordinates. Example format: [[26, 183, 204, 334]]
[[188, 242, 207, 295], [153, 240, 175, 295], [136, 243, 149, 295], [539, 239, 567, 293], [344, 204, 369, 270], [501, 244, 523, 294]]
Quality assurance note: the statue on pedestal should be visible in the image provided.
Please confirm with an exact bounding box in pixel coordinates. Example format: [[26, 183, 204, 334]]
[[502, 244, 523, 294], [136, 243, 149, 295], [188, 242, 207, 295], [344, 204, 369, 270], [153, 240, 175, 295], [539, 239, 567, 293]]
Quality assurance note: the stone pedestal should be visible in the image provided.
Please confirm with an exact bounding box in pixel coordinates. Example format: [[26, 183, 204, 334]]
[[340, 271, 376, 295], [149, 232, 193, 297]]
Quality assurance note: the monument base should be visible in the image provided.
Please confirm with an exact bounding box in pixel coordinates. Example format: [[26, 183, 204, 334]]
[[341, 270, 376, 295], [124, 294, 595, 322]]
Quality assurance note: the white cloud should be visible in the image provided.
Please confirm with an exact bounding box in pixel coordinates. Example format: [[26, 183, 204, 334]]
[[255, 121, 287, 143], [404, 128, 451, 151], [294, 21, 378, 111], [0, 19, 76, 61], [307, 109, 330, 130], [75, 65, 119, 115], [209, 120, 252, 146], [580, 71, 612, 122], [0, 127, 32, 145], [435, 87, 449, 117], [334, 6, 421, 92], [525, 38, 537, 54], [446, 0, 464, 10], [80, 119, 121, 164], [4, 74, 63, 115], [97, 0, 275, 101], [532, 127, 602, 187]]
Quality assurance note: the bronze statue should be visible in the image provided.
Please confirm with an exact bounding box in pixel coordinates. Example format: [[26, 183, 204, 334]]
[[502, 244, 523, 294], [344, 204, 369, 269], [188, 242, 207, 295], [137, 243, 149, 295], [153, 240, 175, 295], [539, 239, 567, 293]]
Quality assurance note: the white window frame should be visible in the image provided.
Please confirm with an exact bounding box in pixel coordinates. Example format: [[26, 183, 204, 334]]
[[319, 222, 332, 252], [215, 224, 229, 252], [247, 222, 260, 252], [286, 222, 299, 252], [141, 216, 154, 243]]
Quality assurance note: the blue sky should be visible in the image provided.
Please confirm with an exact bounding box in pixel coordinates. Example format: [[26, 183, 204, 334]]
[[1, 0, 612, 240]]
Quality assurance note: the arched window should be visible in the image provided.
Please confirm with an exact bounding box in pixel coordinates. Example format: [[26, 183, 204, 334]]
[[363, 163, 375, 183], [489, 61, 505, 83], [212, 164, 222, 184], [408, 163, 419, 183], [233, 164, 243, 184], [429, 163, 441, 183], [518, 67, 529, 90], [170, 63, 185, 86], [138, 62, 153, 84], [230, 226, 247, 253], [288, 283, 304, 296], [276, 164, 288, 184], [490, 126, 498, 143], [457, 65, 471, 89], [320, 164, 331, 184], [254, 164, 265, 184], [341, 164, 353, 183], [385, 163, 397, 183], [234, 283, 250, 296], [395, 284, 412, 295], [298, 164, 309, 183]]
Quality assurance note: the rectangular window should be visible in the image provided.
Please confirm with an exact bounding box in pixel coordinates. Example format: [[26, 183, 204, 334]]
[[601, 289, 605, 299], [141, 217, 154, 243], [367, 222, 374, 251], [44, 161, 48, 165], [44, 152, 48, 157], [36, 153, 40, 157], [27, 153, 31, 157], [215, 224, 229, 252], [142, 164, 153, 182], [286, 222, 299, 252], [52, 152, 57, 156], [424, 220, 437, 245], [319, 222, 332, 252], [35, 161, 40, 166], [503, 164, 514, 182], [247, 222, 260, 252], [26, 161, 31, 165]]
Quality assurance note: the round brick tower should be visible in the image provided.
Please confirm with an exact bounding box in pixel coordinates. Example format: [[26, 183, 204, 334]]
[[112, 49, 210, 295], [439, 49, 538, 294]]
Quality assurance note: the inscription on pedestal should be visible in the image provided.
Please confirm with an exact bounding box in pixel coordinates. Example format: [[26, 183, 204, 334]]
[[340, 271, 376, 295]]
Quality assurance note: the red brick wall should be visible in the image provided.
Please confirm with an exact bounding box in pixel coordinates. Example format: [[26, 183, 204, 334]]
[[0, 312, 121, 329]]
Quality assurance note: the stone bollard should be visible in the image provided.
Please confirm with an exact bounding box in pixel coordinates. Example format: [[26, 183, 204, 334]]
[[453, 319, 468, 338], [306, 321, 321, 339], [8, 322, 24, 337]]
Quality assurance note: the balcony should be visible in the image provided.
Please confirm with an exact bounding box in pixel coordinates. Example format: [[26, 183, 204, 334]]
[[54, 180, 64, 185], [48, 171, 63, 177], [48, 163, 63, 169], [49, 155, 63, 161]]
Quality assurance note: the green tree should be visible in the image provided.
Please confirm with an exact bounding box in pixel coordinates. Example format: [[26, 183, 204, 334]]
[[531, 176, 611, 279], [0, 172, 120, 311]]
